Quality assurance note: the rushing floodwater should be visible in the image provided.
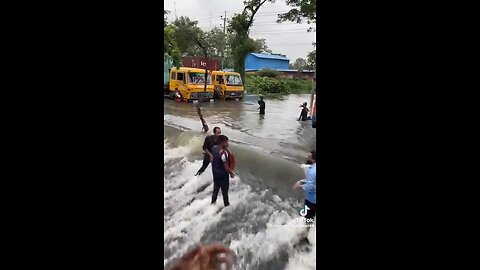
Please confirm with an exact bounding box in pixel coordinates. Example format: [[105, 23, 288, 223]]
[[164, 94, 316, 270]]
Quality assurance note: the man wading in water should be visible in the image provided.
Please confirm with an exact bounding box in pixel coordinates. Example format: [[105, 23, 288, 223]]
[[298, 102, 310, 121], [195, 127, 221, 176], [211, 135, 235, 207], [257, 96, 265, 115]]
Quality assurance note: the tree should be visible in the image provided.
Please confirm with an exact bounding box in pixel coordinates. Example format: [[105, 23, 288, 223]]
[[223, 33, 237, 69], [228, 0, 275, 81], [293, 57, 308, 70], [180, 25, 221, 97], [172, 16, 204, 56], [277, 0, 316, 32], [253, 38, 272, 53], [307, 50, 316, 69], [164, 10, 181, 67], [164, 10, 167, 28], [204, 27, 226, 58]]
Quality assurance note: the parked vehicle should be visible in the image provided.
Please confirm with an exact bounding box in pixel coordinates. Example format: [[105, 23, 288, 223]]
[[212, 71, 244, 100], [166, 67, 214, 102], [164, 55, 220, 102]]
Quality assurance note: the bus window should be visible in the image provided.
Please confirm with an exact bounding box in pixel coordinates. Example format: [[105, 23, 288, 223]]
[[171, 72, 176, 80], [217, 75, 224, 84], [177, 72, 184, 83], [188, 73, 212, 84], [225, 74, 242, 85]]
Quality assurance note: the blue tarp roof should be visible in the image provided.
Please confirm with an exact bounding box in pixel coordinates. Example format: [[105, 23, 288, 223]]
[[249, 53, 289, 61]]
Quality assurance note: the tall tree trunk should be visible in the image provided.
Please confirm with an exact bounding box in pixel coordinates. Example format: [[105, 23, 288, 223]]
[[239, 61, 246, 86], [192, 35, 209, 102]]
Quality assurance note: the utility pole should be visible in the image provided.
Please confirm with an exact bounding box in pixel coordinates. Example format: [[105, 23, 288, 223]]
[[174, 1, 178, 19], [220, 11, 226, 70]]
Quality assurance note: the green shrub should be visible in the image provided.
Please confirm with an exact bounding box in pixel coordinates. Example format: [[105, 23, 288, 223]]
[[245, 75, 312, 97], [255, 69, 279, 78]]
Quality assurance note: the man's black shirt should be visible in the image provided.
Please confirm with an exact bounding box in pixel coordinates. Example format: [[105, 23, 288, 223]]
[[258, 100, 266, 115], [258, 100, 265, 109], [202, 135, 217, 153]]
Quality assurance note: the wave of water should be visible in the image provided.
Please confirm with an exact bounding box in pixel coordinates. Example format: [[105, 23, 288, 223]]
[[163, 138, 316, 270]]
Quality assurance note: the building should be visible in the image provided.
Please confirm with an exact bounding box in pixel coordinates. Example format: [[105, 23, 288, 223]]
[[245, 53, 290, 70], [244, 52, 315, 80]]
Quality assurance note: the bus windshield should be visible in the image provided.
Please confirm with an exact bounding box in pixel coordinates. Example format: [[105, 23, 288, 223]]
[[188, 72, 212, 84], [225, 74, 243, 86]]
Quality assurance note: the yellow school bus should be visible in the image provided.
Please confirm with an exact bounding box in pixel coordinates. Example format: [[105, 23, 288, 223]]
[[168, 67, 214, 101], [212, 71, 244, 100]]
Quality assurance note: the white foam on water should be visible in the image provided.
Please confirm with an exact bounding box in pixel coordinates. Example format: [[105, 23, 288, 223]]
[[164, 139, 316, 269], [285, 221, 317, 270]]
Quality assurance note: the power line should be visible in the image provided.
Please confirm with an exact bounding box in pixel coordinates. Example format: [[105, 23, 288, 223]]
[[186, 10, 290, 23], [251, 22, 298, 26], [174, 1, 177, 19], [250, 29, 312, 33]]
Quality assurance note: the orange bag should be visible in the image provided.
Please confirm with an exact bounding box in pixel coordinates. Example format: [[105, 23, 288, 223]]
[[227, 150, 236, 171]]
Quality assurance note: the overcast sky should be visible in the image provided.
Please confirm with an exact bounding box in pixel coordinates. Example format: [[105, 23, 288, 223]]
[[164, 0, 316, 62]]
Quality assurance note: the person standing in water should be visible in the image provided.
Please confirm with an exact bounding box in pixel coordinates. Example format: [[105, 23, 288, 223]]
[[258, 96, 265, 115], [211, 135, 235, 207], [298, 102, 310, 121], [195, 127, 221, 176], [293, 150, 316, 223]]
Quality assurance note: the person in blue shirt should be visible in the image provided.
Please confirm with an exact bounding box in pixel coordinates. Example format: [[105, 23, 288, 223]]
[[294, 150, 316, 222]]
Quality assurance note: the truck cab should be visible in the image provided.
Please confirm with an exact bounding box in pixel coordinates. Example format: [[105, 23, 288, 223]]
[[212, 71, 244, 100], [168, 67, 214, 102]]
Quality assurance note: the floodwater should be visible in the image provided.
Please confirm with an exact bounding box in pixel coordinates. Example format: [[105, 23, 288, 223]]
[[164, 94, 316, 270]]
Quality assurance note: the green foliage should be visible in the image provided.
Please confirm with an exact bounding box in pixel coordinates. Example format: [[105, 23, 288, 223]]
[[204, 27, 226, 58], [164, 10, 181, 67], [252, 38, 272, 53], [169, 16, 227, 61], [307, 50, 316, 69], [246, 76, 288, 94], [255, 69, 279, 78], [277, 0, 316, 32], [227, 0, 275, 81], [284, 78, 312, 92], [245, 75, 312, 96], [292, 58, 308, 70], [172, 16, 204, 56], [228, 14, 253, 80]]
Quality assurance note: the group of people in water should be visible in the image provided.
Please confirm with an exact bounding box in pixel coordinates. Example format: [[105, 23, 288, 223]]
[[195, 126, 235, 207], [194, 123, 316, 216], [257, 96, 312, 122], [169, 101, 317, 270]]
